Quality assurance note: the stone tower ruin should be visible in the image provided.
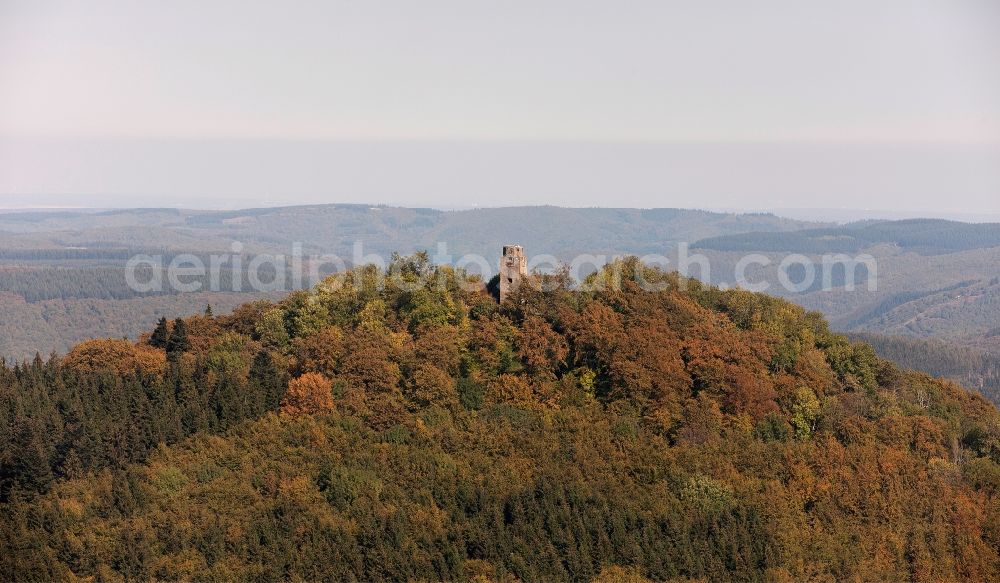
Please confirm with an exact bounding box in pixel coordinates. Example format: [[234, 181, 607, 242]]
[[499, 245, 527, 303]]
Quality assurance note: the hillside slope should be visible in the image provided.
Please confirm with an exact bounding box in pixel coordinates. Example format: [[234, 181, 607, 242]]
[[691, 220, 1000, 350], [849, 333, 1000, 407], [2, 256, 1000, 581]]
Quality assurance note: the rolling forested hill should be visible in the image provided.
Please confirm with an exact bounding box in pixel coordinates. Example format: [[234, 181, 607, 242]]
[[691, 219, 1000, 353], [0, 206, 816, 360], [2, 256, 999, 581], [3, 205, 1000, 385]]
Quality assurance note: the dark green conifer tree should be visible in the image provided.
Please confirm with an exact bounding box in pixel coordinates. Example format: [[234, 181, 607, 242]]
[[165, 318, 190, 358], [149, 317, 169, 349], [251, 349, 288, 411]]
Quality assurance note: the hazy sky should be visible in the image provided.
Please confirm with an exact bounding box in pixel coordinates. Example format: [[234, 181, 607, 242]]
[[1, 0, 999, 212]]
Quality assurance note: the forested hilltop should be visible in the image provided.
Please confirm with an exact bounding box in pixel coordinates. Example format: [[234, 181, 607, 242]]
[[0, 205, 816, 361], [5, 206, 1000, 366], [3, 255, 1000, 581]]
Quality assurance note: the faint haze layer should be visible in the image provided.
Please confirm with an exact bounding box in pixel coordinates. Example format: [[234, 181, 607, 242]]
[[1, 0, 998, 212], [1, 139, 998, 215]]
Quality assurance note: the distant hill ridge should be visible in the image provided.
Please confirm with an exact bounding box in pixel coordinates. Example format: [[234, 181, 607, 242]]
[[693, 218, 1000, 255], [0, 204, 821, 255]]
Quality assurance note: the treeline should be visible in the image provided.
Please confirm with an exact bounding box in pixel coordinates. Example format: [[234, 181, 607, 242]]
[[0, 291, 279, 363], [0, 267, 167, 302], [694, 230, 864, 254], [850, 332, 1000, 406], [0, 248, 163, 262], [694, 218, 1000, 254], [0, 264, 298, 303], [1, 255, 999, 581]]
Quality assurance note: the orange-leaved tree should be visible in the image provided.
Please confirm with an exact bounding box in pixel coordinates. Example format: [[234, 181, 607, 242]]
[[280, 372, 335, 416]]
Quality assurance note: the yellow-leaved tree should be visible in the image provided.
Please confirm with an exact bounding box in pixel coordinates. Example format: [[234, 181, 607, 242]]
[[63, 338, 165, 377]]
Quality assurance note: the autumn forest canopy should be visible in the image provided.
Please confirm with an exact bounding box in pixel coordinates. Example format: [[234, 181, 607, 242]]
[[3, 254, 1000, 581]]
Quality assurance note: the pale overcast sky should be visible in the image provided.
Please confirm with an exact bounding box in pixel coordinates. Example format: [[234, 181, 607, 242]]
[[1, 0, 998, 212]]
